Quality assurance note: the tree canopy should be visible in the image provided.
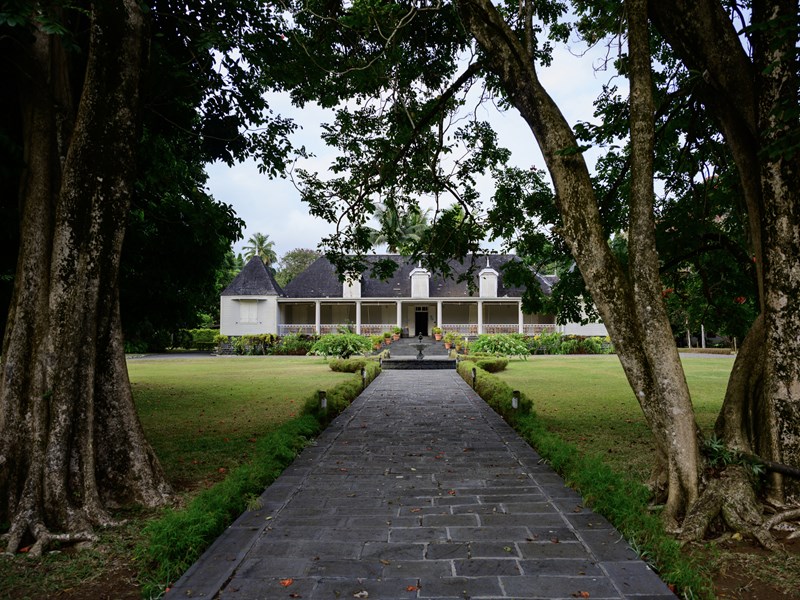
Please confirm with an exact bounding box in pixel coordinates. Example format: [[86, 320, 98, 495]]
[[272, 0, 800, 539], [275, 248, 321, 287]]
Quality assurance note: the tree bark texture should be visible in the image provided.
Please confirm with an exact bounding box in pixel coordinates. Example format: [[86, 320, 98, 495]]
[[455, 0, 700, 524], [0, 2, 171, 556], [650, 0, 800, 504]]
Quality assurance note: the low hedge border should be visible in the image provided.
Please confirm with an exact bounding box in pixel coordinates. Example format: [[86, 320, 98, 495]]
[[457, 360, 713, 599], [137, 363, 380, 597]]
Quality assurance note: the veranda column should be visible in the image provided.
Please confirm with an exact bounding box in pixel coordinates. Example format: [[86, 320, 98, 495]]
[[396, 301, 403, 331], [356, 300, 362, 335], [315, 300, 321, 335], [518, 300, 524, 334], [477, 300, 484, 335], [437, 300, 442, 328]]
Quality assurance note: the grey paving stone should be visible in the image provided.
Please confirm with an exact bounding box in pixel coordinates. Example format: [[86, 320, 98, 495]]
[[389, 526, 450, 542], [361, 541, 426, 560], [579, 530, 639, 561], [425, 542, 471, 559], [469, 541, 522, 558], [453, 558, 521, 576], [221, 576, 318, 599], [417, 575, 504, 598], [500, 575, 622, 598], [565, 512, 615, 530], [310, 577, 420, 599], [519, 541, 595, 559], [168, 371, 671, 600], [601, 561, 675, 595], [519, 558, 603, 576], [479, 513, 565, 528], [449, 525, 532, 542], [421, 513, 480, 527], [382, 559, 454, 579]]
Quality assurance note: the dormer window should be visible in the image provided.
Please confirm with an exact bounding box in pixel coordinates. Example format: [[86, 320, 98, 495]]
[[343, 275, 361, 299], [409, 267, 430, 298], [479, 266, 499, 298]]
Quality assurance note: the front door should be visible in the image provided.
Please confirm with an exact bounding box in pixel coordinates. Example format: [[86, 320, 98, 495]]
[[414, 307, 429, 337]]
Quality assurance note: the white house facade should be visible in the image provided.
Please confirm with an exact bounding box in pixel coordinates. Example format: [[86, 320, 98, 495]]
[[220, 255, 607, 338]]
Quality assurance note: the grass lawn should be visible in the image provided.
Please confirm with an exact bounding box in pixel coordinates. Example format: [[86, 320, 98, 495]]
[[129, 356, 350, 489], [0, 356, 349, 599], [496, 355, 733, 482]]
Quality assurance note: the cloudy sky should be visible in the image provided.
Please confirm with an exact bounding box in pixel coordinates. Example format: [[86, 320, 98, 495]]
[[206, 38, 622, 260]]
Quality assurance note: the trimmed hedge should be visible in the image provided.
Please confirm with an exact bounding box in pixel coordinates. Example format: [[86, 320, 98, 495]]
[[476, 357, 509, 373], [329, 357, 372, 372], [457, 361, 713, 599]]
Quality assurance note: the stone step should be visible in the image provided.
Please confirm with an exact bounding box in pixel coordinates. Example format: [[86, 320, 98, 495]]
[[380, 357, 456, 370]]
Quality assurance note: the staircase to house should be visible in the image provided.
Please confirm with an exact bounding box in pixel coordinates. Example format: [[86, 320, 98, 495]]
[[380, 335, 456, 369]]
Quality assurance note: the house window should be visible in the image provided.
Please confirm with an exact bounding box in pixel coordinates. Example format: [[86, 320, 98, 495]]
[[239, 300, 258, 323]]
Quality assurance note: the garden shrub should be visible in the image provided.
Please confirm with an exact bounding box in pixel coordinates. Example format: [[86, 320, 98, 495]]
[[328, 357, 372, 373], [476, 357, 509, 373], [309, 332, 372, 358], [273, 333, 316, 355], [184, 328, 219, 350], [470, 333, 530, 358], [525, 333, 612, 355]]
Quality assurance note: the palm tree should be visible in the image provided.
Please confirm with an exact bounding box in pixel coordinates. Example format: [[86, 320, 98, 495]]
[[242, 232, 277, 266], [369, 204, 431, 254]]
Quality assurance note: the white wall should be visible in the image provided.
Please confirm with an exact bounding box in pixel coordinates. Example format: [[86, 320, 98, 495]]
[[561, 301, 608, 336], [220, 296, 278, 336]]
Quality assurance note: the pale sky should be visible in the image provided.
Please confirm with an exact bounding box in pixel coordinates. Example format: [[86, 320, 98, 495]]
[[205, 38, 622, 260]]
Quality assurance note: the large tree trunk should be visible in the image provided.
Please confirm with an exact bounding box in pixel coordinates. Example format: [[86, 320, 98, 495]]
[[0, 2, 171, 556], [649, 0, 800, 505], [456, 0, 700, 526]]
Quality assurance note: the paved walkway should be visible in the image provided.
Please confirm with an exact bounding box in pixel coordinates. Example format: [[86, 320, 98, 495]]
[[170, 371, 675, 599]]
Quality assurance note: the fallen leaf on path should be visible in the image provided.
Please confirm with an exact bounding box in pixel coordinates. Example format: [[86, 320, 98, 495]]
[[448, 490, 456, 496], [406, 585, 419, 591], [572, 592, 590, 599], [353, 591, 369, 598], [379, 559, 391, 565], [280, 578, 294, 587]]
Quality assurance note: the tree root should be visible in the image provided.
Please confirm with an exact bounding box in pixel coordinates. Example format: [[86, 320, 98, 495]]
[[679, 466, 781, 551], [2, 511, 103, 557]]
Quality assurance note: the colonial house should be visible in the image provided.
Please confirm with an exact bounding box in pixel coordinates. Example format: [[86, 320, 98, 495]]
[[220, 255, 607, 338]]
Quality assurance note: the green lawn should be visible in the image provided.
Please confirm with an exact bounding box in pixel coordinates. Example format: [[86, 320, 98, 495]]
[[129, 356, 350, 488], [496, 355, 733, 482]]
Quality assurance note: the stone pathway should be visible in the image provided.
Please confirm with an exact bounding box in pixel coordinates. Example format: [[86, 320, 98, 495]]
[[170, 371, 675, 599]]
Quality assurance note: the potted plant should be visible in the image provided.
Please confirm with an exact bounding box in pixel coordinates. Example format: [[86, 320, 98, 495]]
[[370, 334, 383, 351], [432, 326, 443, 341], [392, 326, 402, 341], [383, 331, 392, 345], [443, 331, 456, 349]]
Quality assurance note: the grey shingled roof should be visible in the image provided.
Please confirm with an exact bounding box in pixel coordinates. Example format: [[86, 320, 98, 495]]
[[221, 256, 283, 296], [281, 255, 553, 299]]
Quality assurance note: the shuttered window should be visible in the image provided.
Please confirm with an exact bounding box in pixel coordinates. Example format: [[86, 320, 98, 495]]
[[239, 300, 258, 323]]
